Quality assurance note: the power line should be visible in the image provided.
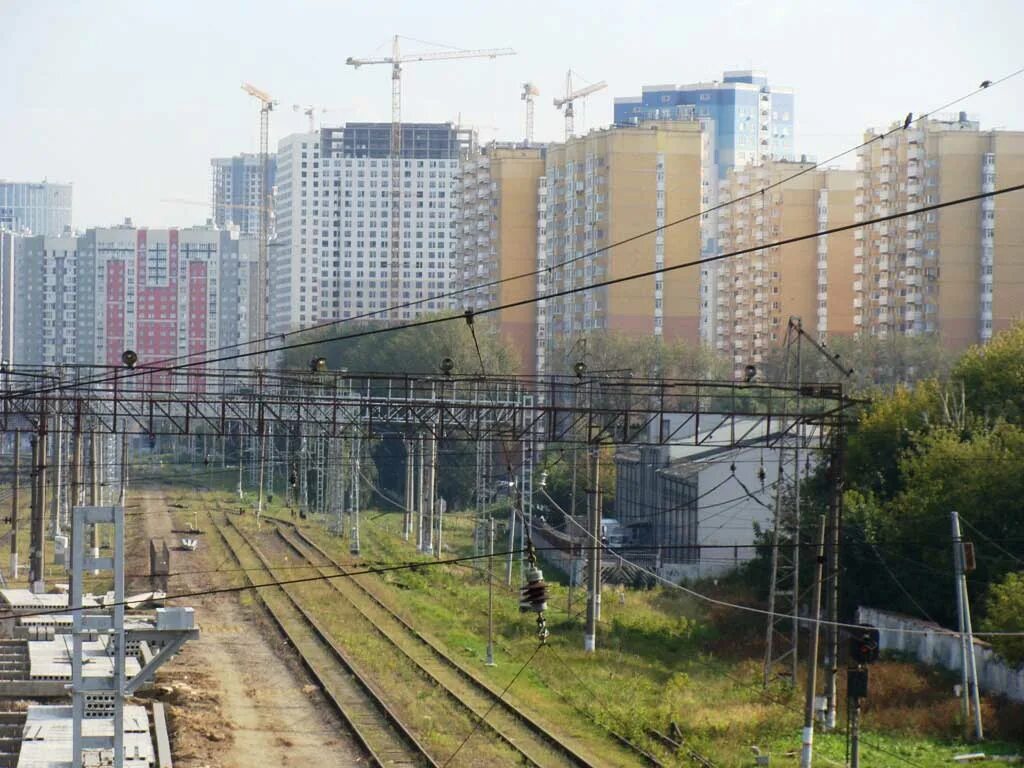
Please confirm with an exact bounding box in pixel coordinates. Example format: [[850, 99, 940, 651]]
[[77, 66, 1024, 379], [12, 180, 1022, 398]]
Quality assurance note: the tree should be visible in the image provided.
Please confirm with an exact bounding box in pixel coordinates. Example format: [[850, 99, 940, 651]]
[[982, 571, 1024, 667], [954, 323, 1024, 423], [282, 313, 518, 376], [757, 333, 954, 392], [546, 332, 729, 379]]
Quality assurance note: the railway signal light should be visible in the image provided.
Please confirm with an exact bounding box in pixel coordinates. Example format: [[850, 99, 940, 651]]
[[121, 350, 138, 369], [848, 625, 880, 665], [440, 357, 455, 376], [309, 356, 327, 373]]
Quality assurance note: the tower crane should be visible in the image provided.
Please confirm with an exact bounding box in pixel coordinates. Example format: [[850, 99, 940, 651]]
[[521, 82, 540, 144], [293, 104, 330, 132], [241, 82, 277, 365], [553, 71, 607, 141], [346, 36, 515, 318]]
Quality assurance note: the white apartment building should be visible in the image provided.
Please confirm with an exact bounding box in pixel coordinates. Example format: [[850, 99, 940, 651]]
[[270, 123, 470, 335]]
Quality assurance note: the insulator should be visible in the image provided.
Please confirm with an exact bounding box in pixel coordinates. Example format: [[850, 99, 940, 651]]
[[519, 566, 548, 613]]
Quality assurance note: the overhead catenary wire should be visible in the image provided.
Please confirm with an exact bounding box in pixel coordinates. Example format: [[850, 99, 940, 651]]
[[52, 65, 1024, 383], [11, 177, 1024, 403]]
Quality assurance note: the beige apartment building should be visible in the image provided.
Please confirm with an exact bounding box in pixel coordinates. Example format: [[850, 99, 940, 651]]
[[537, 122, 705, 375], [855, 114, 1024, 348], [455, 144, 546, 371], [714, 161, 857, 375]]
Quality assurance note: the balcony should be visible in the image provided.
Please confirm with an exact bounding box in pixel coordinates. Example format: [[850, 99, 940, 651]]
[[907, 182, 922, 196], [905, 273, 922, 287], [854, 246, 864, 259], [854, 297, 863, 309], [854, 229, 865, 241], [853, 280, 863, 292], [879, 278, 890, 289], [906, 254, 922, 268], [906, 290, 923, 304], [817, 290, 828, 301], [854, 313, 863, 326], [855, 194, 865, 206], [854, 262, 864, 275], [983, 234, 995, 249], [817, 258, 828, 269]]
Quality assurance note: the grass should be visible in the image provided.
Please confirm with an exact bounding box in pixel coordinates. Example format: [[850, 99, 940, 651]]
[[104, 467, 1024, 767], [290, 506, 1024, 768]]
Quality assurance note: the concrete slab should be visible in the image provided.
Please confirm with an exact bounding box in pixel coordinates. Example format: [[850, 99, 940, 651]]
[[28, 638, 141, 682], [0, 593, 99, 612], [17, 704, 153, 768]]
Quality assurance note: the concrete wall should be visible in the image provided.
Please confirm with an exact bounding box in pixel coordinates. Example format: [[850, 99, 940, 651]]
[[857, 606, 1024, 703]]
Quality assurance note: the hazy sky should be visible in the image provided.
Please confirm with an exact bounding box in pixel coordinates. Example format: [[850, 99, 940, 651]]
[[3, 0, 1023, 229]]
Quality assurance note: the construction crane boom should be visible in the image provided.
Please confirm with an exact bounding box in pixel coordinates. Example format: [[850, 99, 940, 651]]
[[346, 36, 515, 320], [554, 71, 607, 141]]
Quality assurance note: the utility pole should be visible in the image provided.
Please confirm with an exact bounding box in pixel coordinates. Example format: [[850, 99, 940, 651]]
[[90, 432, 99, 562], [351, 433, 361, 555], [426, 434, 436, 554], [30, 425, 46, 593], [584, 445, 601, 652], [951, 510, 984, 740], [417, 433, 425, 551], [10, 431, 18, 579], [118, 432, 128, 507], [403, 438, 413, 541], [800, 515, 827, 768], [485, 516, 495, 666], [823, 430, 845, 729], [51, 413, 63, 535]]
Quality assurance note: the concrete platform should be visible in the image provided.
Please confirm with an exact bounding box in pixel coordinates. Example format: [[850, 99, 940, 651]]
[[17, 704, 154, 767]]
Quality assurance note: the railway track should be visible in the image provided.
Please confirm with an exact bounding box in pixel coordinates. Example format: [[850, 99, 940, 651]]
[[206, 509, 439, 768], [269, 518, 665, 768], [239, 517, 591, 768]]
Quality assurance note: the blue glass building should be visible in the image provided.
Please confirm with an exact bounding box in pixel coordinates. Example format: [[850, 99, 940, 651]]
[[613, 70, 794, 177]]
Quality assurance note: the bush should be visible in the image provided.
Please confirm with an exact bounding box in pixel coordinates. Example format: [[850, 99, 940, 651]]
[[982, 571, 1024, 667]]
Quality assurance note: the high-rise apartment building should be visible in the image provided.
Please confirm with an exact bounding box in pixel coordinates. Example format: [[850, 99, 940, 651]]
[[454, 143, 546, 371], [614, 70, 794, 182], [715, 162, 857, 376], [538, 122, 705, 375], [270, 123, 470, 335], [614, 71, 795, 346], [7, 225, 257, 382], [0, 181, 73, 236], [211, 154, 277, 237], [854, 114, 1024, 348]]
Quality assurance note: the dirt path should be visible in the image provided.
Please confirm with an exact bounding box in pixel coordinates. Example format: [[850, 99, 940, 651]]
[[133, 485, 361, 768]]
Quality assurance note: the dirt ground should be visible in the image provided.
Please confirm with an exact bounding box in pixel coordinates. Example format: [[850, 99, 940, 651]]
[[130, 485, 360, 768]]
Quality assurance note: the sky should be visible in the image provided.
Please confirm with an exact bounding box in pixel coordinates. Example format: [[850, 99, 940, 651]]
[[2, 0, 1024, 229]]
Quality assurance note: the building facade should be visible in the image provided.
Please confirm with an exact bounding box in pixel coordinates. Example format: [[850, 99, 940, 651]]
[[270, 123, 470, 335], [0, 181, 73, 236], [210, 154, 277, 237], [537, 122, 705, 375], [614, 70, 795, 173], [7, 225, 256, 381], [715, 162, 857, 375], [454, 143, 546, 372], [855, 114, 1024, 348]]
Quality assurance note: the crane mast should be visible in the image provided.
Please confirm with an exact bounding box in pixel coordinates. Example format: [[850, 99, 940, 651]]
[[241, 82, 276, 367], [346, 36, 515, 320], [522, 82, 539, 144]]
